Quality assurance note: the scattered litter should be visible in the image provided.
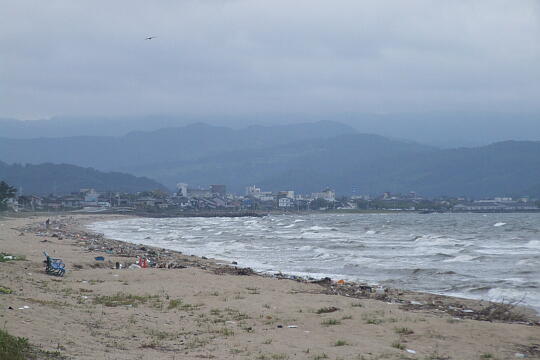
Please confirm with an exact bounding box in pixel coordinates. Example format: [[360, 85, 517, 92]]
[[94, 256, 105, 261], [113, 274, 119, 277], [225, 321, 236, 325], [287, 325, 298, 328], [277, 325, 283, 328], [406, 349, 416, 354], [18, 305, 30, 310], [137, 257, 149, 268], [462, 309, 474, 313], [129, 264, 141, 270], [514, 353, 526, 358], [410, 301, 424, 305], [337, 279, 346, 285]]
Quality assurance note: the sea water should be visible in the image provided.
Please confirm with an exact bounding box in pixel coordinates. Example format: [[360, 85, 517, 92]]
[[88, 213, 540, 312]]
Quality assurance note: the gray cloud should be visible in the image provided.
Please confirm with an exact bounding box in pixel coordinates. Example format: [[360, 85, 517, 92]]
[[1, 0, 539, 119]]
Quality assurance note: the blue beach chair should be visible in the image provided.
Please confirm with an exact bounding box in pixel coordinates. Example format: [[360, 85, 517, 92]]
[[43, 252, 66, 277]]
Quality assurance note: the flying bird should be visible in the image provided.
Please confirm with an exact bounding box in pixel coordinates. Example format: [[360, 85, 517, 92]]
[[145, 36, 157, 40]]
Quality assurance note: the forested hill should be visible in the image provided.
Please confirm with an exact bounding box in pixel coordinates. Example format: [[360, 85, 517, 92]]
[[145, 136, 540, 198], [1, 121, 540, 197], [0, 162, 166, 195]]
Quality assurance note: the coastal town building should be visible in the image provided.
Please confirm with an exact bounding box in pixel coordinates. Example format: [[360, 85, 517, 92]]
[[3, 182, 539, 213]]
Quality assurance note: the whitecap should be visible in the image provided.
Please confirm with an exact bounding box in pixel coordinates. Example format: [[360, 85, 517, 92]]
[[307, 226, 333, 231], [486, 287, 528, 303], [525, 240, 540, 249], [443, 255, 477, 263], [493, 222, 506, 227]]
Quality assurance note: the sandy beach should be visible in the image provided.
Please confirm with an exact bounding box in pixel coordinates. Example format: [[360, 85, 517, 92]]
[[1, 214, 539, 360]]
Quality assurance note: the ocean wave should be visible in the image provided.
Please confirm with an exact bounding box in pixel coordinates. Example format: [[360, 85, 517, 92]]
[[443, 255, 479, 263], [525, 240, 540, 249], [307, 226, 334, 231], [88, 212, 540, 312]]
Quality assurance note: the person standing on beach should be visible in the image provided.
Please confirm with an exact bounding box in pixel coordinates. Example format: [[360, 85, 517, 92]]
[[45, 218, 50, 230]]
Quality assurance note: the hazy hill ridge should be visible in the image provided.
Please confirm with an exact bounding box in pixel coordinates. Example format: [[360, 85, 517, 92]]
[[0, 162, 166, 195], [0, 121, 355, 170], [1, 121, 539, 197]]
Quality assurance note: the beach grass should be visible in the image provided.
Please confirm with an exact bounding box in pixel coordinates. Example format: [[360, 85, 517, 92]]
[[394, 327, 414, 335], [316, 306, 339, 314], [0, 329, 30, 360], [321, 318, 341, 326], [0, 329, 64, 360], [93, 292, 158, 307], [333, 339, 349, 346]]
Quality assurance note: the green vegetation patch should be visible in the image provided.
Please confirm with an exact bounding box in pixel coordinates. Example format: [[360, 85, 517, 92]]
[[321, 318, 341, 326], [0, 328, 64, 360], [394, 327, 414, 335], [0, 329, 30, 360], [0, 286, 12, 294], [0, 253, 26, 262], [167, 298, 201, 311], [333, 339, 349, 346], [316, 306, 339, 314], [93, 292, 159, 307]]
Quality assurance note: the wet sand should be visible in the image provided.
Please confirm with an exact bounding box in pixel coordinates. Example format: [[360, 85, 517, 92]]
[[0, 214, 539, 359]]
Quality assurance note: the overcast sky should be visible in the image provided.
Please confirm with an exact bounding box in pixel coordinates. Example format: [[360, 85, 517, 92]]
[[1, 0, 539, 120]]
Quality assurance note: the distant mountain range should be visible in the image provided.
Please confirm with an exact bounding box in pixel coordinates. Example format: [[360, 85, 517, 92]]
[[0, 121, 355, 172], [1, 121, 539, 198], [0, 162, 166, 195], [2, 112, 539, 147]]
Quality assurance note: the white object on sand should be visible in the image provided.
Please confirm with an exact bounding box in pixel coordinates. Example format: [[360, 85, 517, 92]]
[[406, 349, 416, 354]]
